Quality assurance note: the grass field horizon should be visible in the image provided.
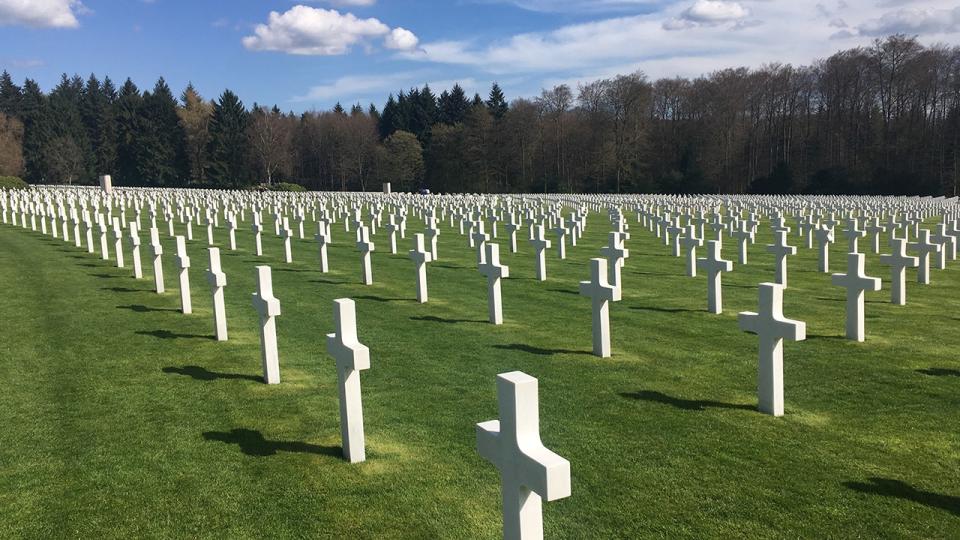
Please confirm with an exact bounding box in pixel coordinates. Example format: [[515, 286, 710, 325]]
[[1, 208, 958, 538]]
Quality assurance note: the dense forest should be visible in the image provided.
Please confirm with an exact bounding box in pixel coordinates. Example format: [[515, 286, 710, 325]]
[[1, 35, 959, 195]]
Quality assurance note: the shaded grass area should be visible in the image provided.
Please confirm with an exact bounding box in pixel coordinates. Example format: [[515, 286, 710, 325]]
[[1, 210, 959, 538]]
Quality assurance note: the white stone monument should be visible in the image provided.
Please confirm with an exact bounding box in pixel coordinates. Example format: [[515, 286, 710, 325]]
[[831, 252, 881, 341], [579, 258, 620, 358], [879, 237, 918, 305], [252, 265, 281, 384], [326, 298, 371, 464], [206, 248, 228, 341], [479, 243, 509, 325], [409, 233, 433, 303], [697, 240, 733, 314], [738, 283, 806, 417], [174, 235, 192, 314], [356, 225, 375, 285], [477, 371, 571, 540]]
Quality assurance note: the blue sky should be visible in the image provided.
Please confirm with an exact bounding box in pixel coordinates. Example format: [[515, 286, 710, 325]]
[[1, 0, 959, 112]]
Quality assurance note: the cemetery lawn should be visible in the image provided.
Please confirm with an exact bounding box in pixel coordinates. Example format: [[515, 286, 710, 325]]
[[1, 213, 959, 539]]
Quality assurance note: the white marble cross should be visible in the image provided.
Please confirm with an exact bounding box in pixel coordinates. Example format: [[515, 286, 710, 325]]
[[697, 240, 733, 314], [908, 229, 940, 284], [128, 221, 143, 279], [732, 221, 754, 264], [252, 214, 264, 256], [766, 229, 797, 286], [409, 233, 433, 303], [174, 235, 192, 314], [552, 218, 567, 259], [680, 225, 702, 277], [479, 243, 510, 325], [386, 214, 400, 254], [206, 247, 228, 341], [879, 237, 918, 305], [315, 221, 331, 273], [228, 213, 237, 250], [842, 218, 865, 253], [283, 224, 293, 264], [579, 258, 620, 358], [815, 225, 834, 273], [476, 371, 571, 540], [864, 218, 886, 254], [598, 232, 628, 296], [356, 225, 375, 285], [150, 227, 165, 294], [326, 298, 371, 463], [473, 221, 490, 266], [831, 252, 881, 341], [738, 283, 806, 416], [252, 265, 281, 384], [112, 217, 125, 268], [529, 225, 551, 281], [505, 213, 520, 253], [930, 224, 955, 270], [98, 215, 110, 260], [425, 216, 440, 260]]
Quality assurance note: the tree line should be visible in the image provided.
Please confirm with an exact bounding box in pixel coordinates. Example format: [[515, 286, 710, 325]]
[[1, 34, 958, 195]]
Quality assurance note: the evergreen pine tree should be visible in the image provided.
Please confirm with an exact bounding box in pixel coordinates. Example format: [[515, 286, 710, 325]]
[[486, 82, 508, 119], [19, 79, 52, 182], [0, 71, 21, 117], [439, 84, 470, 125], [378, 94, 398, 139], [114, 78, 142, 184], [206, 89, 250, 187], [48, 74, 94, 182], [96, 77, 118, 175], [135, 78, 188, 186]]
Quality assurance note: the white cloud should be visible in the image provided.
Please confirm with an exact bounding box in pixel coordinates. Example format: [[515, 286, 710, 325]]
[[243, 5, 418, 55], [681, 0, 747, 23], [401, 0, 960, 81], [857, 7, 960, 36], [385, 27, 419, 50], [291, 70, 481, 106], [0, 0, 84, 28]]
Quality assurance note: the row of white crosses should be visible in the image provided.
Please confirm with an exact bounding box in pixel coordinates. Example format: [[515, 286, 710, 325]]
[[7, 187, 960, 540]]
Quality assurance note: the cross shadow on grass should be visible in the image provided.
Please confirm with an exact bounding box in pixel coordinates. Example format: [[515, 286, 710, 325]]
[[411, 315, 486, 324], [117, 304, 180, 313], [806, 334, 847, 341], [619, 390, 754, 411], [916, 368, 960, 377], [202, 428, 341, 458], [136, 329, 213, 340], [353, 294, 412, 303], [547, 288, 580, 295], [815, 296, 884, 304], [89, 273, 118, 279], [493, 343, 591, 356], [630, 305, 700, 314], [634, 270, 677, 277], [102, 286, 147, 293], [844, 477, 960, 517], [163, 365, 261, 382]]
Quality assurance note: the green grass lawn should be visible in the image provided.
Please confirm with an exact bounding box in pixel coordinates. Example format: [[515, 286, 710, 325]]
[[1, 208, 958, 538]]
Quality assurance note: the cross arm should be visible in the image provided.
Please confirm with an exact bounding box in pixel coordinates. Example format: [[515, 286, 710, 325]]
[[518, 445, 572, 502], [476, 420, 502, 467]]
